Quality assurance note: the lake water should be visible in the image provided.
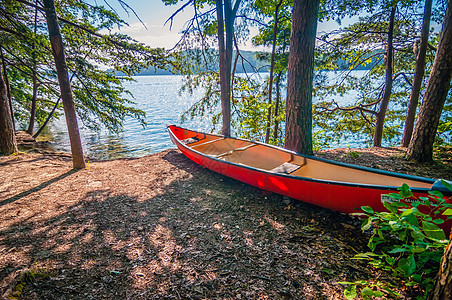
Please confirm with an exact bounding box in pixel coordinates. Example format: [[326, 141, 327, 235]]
[[41, 75, 211, 160], [41, 72, 371, 160]]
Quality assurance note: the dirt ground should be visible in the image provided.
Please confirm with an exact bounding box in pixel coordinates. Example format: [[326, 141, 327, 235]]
[[0, 142, 451, 299]]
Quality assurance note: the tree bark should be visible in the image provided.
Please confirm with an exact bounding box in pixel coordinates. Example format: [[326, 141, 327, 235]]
[[373, 5, 396, 147], [0, 64, 18, 155], [265, 0, 282, 143], [43, 0, 85, 169], [0, 47, 15, 131], [26, 70, 38, 135], [27, 3, 39, 135], [216, 0, 240, 137], [406, 0, 452, 162], [401, 0, 433, 147], [428, 236, 452, 300], [284, 0, 319, 155], [273, 71, 282, 141], [216, 0, 228, 136]]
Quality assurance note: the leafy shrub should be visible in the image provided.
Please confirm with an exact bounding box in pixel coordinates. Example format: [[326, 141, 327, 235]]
[[340, 182, 452, 299]]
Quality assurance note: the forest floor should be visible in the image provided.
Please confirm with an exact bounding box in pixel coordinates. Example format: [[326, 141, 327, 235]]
[[1, 135, 451, 299]]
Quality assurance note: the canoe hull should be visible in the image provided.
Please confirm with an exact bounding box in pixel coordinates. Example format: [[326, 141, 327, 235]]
[[168, 125, 452, 232]]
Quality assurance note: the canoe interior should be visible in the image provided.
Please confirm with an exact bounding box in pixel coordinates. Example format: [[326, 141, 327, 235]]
[[172, 126, 433, 189]]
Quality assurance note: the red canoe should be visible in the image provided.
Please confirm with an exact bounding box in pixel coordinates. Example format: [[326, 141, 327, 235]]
[[168, 125, 451, 221]]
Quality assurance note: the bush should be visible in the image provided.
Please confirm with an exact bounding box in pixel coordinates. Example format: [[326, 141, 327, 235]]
[[339, 182, 452, 299]]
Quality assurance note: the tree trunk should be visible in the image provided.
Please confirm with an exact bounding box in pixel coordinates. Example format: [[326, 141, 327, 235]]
[[216, 0, 228, 136], [401, 0, 433, 147], [284, 0, 319, 155], [428, 236, 452, 300], [43, 0, 85, 169], [265, 0, 282, 143], [0, 64, 18, 155], [27, 3, 39, 135], [26, 70, 38, 135], [373, 5, 396, 147], [0, 47, 15, 131], [273, 71, 282, 141], [216, 0, 240, 137], [406, 0, 452, 162]]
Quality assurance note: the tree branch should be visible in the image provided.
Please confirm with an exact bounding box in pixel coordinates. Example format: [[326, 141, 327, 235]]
[[393, 72, 413, 86], [164, 0, 193, 29]]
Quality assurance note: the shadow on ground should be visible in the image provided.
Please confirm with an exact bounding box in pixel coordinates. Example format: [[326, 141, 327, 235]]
[[1, 150, 375, 299]]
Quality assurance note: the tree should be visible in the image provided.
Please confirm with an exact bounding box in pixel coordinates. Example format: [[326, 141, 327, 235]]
[[313, 0, 446, 148], [373, 4, 396, 147], [252, 0, 291, 144], [0, 63, 18, 155], [216, 0, 241, 137], [165, 0, 275, 138], [406, 0, 452, 162], [43, 0, 85, 168], [428, 237, 452, 300], [1, 0, 170, 157], [284, 0, 320, 154], [401, 0, 433, 147], [264, 0, 283, 143], [26, 2, 39, 135]]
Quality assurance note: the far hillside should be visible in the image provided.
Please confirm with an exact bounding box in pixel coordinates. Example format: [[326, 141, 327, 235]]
[[118, 50, 271, 76], [119, 49, 377, 76]]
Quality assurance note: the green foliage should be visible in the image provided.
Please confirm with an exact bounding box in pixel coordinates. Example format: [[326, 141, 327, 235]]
[[347, 151, 359, 158], [313, 0, 450, 147], [436, 89, 452, 145], [171, 0, 290, 144], [9, 269, 53, 299], [1, 0, 171, 134], [345, 183, 452, 298], [338, 280, 398, 300], [170, 0, 452, 149]]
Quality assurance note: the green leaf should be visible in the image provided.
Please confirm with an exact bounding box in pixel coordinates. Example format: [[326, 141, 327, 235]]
[[344, 284, 357, 300], [429, 191, 444, 198], [398, 184, 413, 198], [411, 274, 422, 283], [361, 206, 374, 214], [361, 218, 373, 231], [353, 252, 379, 259], [400, 209, 413, 217], [383, 201, 398, 213], [443, 209, 452, 216], [388, 193, 403, 200], [410, 247, 426, 253], [440, 179, 452, 191], [388, 247, 406, 254], [422, 221, 446, 240], [404, 213, 419, 226], [389, 220, 402, 230], [361, 287, 373, 297], [373, 291, 384, 297], [385, 256, 396, 265], [410, 228, 425, 240], [398, 255, 416, 277]]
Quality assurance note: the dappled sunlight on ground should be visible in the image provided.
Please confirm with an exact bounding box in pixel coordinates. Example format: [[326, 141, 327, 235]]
[[0, 150, 408, 299]]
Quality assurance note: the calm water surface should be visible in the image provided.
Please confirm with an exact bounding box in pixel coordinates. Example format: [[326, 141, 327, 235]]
[[42, 72, 373, 160], [43, 75, 210, 160]]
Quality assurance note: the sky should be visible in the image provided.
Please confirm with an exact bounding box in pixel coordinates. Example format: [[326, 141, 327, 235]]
[[101, 0, 341, 51], [102, 1, 206, 49]]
